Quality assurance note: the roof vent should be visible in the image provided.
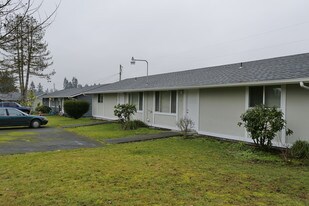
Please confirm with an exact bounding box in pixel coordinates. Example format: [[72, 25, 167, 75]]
[[239, 62, 243, 69]]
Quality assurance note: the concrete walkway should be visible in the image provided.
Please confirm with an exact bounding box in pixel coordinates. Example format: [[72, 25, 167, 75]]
[[105, 131, 180, 144]]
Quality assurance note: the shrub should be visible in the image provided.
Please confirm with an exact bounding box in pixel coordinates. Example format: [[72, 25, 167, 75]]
[[176, 117, 195, 138], [291, 140, 309, 159], [35, 105, 52, 114], [238, 105, 293, 148], [114, 104, 136, 127], [122, 120, 148, 130], [64, 100, 90, 119]]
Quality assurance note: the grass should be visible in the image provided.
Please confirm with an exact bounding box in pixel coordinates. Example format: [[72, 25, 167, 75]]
[[66, 123, 162, 142], [0, 116, 308, 205], [45, 115, 102, 127], [0, 138, 308, 205], [0, 131, 37, 143]]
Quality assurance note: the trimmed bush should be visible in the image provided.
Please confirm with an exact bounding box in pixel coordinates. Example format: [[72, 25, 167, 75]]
[[291, 140, 309, 159], [114, 104, 136, 123], [64, 100, 90, 119], [35, 105, 51, 114], [238, 105, 293, 148]]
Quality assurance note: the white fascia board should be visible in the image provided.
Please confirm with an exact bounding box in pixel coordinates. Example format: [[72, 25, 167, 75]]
[[84, 77, 309, 94]]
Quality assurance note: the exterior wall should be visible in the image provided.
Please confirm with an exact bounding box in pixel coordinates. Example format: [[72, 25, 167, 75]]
[[177, 91, 184, 120], [93, 94, 104, 117], [153, 113, 177, 129], [286, 84, 309, 144], [145, 91, 154, 125], [103, 93, 117, 119], [133, 112, 143, 121], [199, 87, 247, 141]]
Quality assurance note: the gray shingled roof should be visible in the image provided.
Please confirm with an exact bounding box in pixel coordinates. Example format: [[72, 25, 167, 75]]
[[41, 84, 106, 98], [86, 53, 309, 94]]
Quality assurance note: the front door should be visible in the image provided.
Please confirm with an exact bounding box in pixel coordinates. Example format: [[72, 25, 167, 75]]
[[186, 89, 199, 131]]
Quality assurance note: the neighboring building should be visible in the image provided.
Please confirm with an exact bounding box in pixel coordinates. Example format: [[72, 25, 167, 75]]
[[0, 92, 21, 102], [41, 85, 104, 116], [86, 53, 309, 146]]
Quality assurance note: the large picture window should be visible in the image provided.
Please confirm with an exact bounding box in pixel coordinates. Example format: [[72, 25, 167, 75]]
[[155, 91, 177, 114], [129, 92, 143, 111], [249, 86, 281, 108]]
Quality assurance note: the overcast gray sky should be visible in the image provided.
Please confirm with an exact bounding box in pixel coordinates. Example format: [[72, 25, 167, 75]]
[[38, 0, 309, 90]]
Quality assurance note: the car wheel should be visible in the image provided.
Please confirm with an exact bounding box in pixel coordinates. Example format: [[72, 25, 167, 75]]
[[31, 119, 41, 128]]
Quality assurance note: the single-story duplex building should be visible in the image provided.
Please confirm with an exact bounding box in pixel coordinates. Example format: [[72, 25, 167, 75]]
[[86, 53, 309, 146], [41, 85, 104, 116]]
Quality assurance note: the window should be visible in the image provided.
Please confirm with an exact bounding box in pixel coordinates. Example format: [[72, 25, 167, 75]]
[[7, 108, 24, 116], [249, 86, 281, 108], [129, 92, 143, 111], [0, 108, 7, 116], [155, 91, 177, 114], [138, 92, 143, 111], [98, 94, 103, 103]]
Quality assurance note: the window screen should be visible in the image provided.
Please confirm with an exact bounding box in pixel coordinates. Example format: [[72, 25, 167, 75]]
[[171, 91, 177, 113], [98, 94, 103, 103], [249, 86, 263, 107], [265, 86, 281, 107], [155, 92, 160, 112], [138, 92, 143, 111]]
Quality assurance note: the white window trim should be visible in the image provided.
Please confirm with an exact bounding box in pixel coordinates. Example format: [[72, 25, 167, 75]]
[[129, 92, 144, 112], [153, 111, 177, 116], [248, 85, 282, 108], [246, 85, 287, 145], [154, 91, 177, 114]]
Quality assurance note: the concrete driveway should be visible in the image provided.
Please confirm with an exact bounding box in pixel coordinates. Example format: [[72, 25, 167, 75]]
[[0, 127, 102, 155]]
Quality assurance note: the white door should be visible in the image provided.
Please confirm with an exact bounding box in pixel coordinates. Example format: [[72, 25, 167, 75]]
[[186, 89, 199, 131]]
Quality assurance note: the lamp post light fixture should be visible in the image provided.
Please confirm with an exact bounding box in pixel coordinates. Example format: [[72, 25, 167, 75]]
[[130, 57, 149, 84]]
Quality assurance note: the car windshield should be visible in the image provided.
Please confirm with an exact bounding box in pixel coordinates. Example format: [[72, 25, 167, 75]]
[[15, 102, 22, 107], [7, 108, 27, 116]]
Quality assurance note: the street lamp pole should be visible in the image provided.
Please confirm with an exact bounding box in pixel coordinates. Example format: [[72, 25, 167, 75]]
[[131, 57, 149, 84]]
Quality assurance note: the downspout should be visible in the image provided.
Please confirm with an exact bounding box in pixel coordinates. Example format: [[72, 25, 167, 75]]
[[300, 82, 309, 90]]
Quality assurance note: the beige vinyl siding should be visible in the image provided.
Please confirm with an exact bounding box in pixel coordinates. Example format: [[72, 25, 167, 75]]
[[199, 87, 246, 138], [103, 93, 117, 119], [154, 113, 177, 129], [133, 112, 143, 121], [145, 92, 154, 124], [96, 94, 104, 117], [286, 84, 309, 144], [177, 91, 183, 119]]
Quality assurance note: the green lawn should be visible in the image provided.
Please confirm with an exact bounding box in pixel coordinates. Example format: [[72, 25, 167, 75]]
[[45, 116, 102, 127], [0, 116, 308, 205], [66, 123, 162, 142]]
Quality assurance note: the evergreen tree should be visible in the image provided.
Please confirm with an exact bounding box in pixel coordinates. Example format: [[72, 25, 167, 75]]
[[0, 70, 16, 93], [1, 14, 54, 101], [29, 81, 36, 92], [66, 82, 73, 89], [37, 83, 43, 94], [72, 77, 78, 88], [63, 77, 69, 89]]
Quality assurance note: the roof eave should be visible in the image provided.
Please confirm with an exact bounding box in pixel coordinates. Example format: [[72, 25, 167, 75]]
[[84, 77, 309, 94]]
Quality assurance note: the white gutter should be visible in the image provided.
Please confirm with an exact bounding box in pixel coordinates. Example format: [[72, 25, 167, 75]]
[[300, 81, 309, 90]]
